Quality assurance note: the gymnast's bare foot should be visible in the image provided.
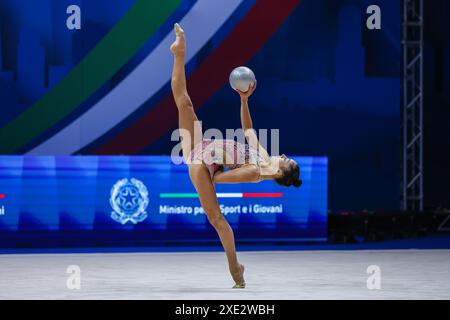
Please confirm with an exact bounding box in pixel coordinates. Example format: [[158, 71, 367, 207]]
[[231, 264, 246, 289], [170, 23, 186, 56]]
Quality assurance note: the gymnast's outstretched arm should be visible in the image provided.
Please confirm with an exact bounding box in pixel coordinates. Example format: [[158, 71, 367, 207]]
[[235, 82, 270, 161]]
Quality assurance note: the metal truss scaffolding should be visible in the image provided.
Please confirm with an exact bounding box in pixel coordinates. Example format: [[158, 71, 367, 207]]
[[401, 0, 424, 211]]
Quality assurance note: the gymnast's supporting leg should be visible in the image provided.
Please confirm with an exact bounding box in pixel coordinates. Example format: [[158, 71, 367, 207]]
[[189, 164, 245, 287], [170, 24, 245, 287]]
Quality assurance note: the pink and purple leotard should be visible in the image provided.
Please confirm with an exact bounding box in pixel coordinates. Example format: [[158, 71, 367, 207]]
[[189, 139, 266, 180]]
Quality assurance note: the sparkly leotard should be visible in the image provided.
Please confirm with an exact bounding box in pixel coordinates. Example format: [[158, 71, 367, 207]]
[[190, 139, 267, 180]]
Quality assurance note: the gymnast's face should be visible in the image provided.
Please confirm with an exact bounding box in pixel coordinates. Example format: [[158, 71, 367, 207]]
[[272, 154, 295, 176]]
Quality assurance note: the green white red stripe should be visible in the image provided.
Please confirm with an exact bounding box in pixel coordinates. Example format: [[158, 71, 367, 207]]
[[160, 192, 283, 198], [0, 0, 182, 154], [27, 0, 245, 155], [0, 0, 301, 155]]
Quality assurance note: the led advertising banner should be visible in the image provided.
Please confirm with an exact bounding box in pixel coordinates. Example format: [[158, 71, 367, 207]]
[[0, 156, 327, 247]]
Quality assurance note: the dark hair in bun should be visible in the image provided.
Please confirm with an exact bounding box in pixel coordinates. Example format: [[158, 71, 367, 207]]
[[274, 159, 302, 188]]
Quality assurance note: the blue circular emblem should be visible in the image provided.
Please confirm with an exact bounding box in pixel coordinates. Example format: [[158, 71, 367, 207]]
[[110, 178, 149, 224]]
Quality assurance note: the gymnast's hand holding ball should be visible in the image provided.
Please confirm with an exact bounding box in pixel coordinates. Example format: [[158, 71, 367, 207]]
[[234, 79, 257, 100]]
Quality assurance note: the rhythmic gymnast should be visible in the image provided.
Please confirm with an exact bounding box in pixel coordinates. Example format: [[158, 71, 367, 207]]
[[170, 23, 302, 288]]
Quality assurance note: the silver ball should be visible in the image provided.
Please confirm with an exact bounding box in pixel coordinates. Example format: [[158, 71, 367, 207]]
[[229, 66, 256, 92]]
